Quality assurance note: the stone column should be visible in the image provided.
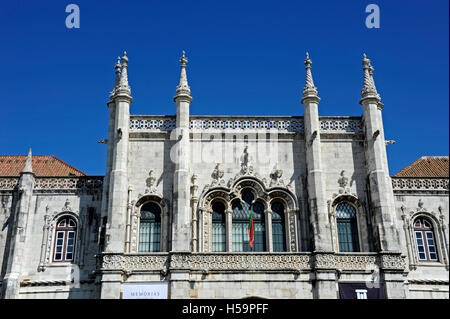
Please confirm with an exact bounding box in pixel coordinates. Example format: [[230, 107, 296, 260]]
[[2, 149, 35, 299], [301, 54, 333, 252], [360, 54, 400, 252], [171, 51, 193, 252], [265, 209, 273, 252], [301, 53, 336, 299], [101, 52, 132, 299], [226, 209, 233, 252]]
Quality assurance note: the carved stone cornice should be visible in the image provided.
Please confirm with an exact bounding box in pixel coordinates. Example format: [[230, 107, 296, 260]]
[[100, 251, 406, 274]]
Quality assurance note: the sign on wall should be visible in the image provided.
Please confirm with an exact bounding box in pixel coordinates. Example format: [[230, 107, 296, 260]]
[[122, 282, 169, 299]]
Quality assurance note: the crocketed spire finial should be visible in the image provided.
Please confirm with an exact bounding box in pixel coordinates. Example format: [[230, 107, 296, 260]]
[[110, 57, 122, 98], [302, 52, 319, 99], [175, 50, 191, 99], [117, 51, 131, 95], [360, 53, 380, 102], [22, 148, 33, 173]]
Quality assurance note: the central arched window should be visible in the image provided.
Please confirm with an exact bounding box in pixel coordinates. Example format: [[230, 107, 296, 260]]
[[53, 216, 77, 262], [271, 202, 286, 252], [414, 217, 438, 261], [212, 202, 226, 252], [232, 191, 266, 252], [139, 202, 161, 252], [336, 203, 359, 252]]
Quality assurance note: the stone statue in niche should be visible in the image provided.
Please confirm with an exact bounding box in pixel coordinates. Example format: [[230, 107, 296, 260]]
[[240, 146, 254, 175], [62, 198, 73, 212], [270, 164, 284, 187], [145, 170, 157, 194], [211, 164, 225, 186]]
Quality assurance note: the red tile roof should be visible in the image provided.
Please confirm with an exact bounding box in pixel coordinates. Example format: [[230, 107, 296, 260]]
[[393, 156, 449, 178], [0, 155, 87, 177]]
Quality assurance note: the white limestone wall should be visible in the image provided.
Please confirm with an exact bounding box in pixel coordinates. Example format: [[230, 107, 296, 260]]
[[393, 192, 449, 298], [188, 133, 306, 194], [127, 137, 175, 198], [0, 190, 102, 299]]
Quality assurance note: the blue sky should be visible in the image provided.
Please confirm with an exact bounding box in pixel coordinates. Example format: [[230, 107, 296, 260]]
[[0, 0, 448, 176]]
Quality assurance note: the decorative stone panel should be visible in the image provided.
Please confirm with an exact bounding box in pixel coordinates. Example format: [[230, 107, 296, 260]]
[[0, 178, 19, 190], [319, 117, 363, 133], [392, 178, 449, 192], [101, 253, 169, 271]]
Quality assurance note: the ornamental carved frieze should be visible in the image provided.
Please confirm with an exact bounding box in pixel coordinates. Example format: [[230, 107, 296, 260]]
[[186, 253, 311, 271], [334, 254, 378, 270], [391, 177, 449, 192], [379, 253, 407, 271], [313, 253, 336, 269], [101, 254, 169, 271], [99, 252, 402, 273]]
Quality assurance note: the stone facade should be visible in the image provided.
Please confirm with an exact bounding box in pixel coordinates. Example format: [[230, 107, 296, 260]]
[[0, 52, 448, 299]]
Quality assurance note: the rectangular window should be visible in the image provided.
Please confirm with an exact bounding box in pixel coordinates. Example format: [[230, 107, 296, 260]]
[[426, 231, 438, 261], [54, 231, 65, 261], [139, 221, 161, 252], [415, 231, 426, 260], [272, 223, 286, 252], [232, 223, 250, 252], [65, 231, 76, 261], [337, 219, 359, 252], [212, 223, 226, 252]]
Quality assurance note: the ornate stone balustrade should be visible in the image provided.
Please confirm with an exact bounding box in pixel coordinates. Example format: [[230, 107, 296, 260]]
[[189, 117, 304, 133], [34, 177, 103, 190], [130, 116, 176, 132], [319, 117, 364, 134], [0, 178, 19, 190], [100, 252, 405, 273], [392, 177, 449, 192], [0, 177, 103, 192], [129, 115, 364, 134]]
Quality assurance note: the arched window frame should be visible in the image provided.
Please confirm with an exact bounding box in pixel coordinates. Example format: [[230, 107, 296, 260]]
[[330, 196, 368, 253], [133, 195, 169, 253], [269, 199, 288, 252], [197, 177, 300, 253], [211, 200, 227, 252], [52, 216, 78, 262], [406, 212, 446, 266], [137, 201, 163, 253], [45, 211, 82, 266]]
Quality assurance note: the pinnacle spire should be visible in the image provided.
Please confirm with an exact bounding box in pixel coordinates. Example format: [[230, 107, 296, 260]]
[[175, 50, 191, 98], [22, 148, 33, 173], [360, 53, 380, 102], [110, 57, 122, 98], [302, 52, 319, 102], [117, 51, 131, 95]]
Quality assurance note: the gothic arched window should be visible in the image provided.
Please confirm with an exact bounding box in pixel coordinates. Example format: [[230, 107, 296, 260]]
[[414, 217, 438, 261], [232, 191, 266, 252], [139, 202, 161, 252], [271, 202, 286, 252], [212, 202, 226, 252], [53, 216, 77, 262], [336, 203, 359, 252]]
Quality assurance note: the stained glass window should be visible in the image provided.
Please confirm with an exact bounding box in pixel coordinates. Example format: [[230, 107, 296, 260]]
[[139, 202, 161, 252], [272, 202, 286, 252], [212, 202, 226, 252], [336, 203, 359, 252]]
